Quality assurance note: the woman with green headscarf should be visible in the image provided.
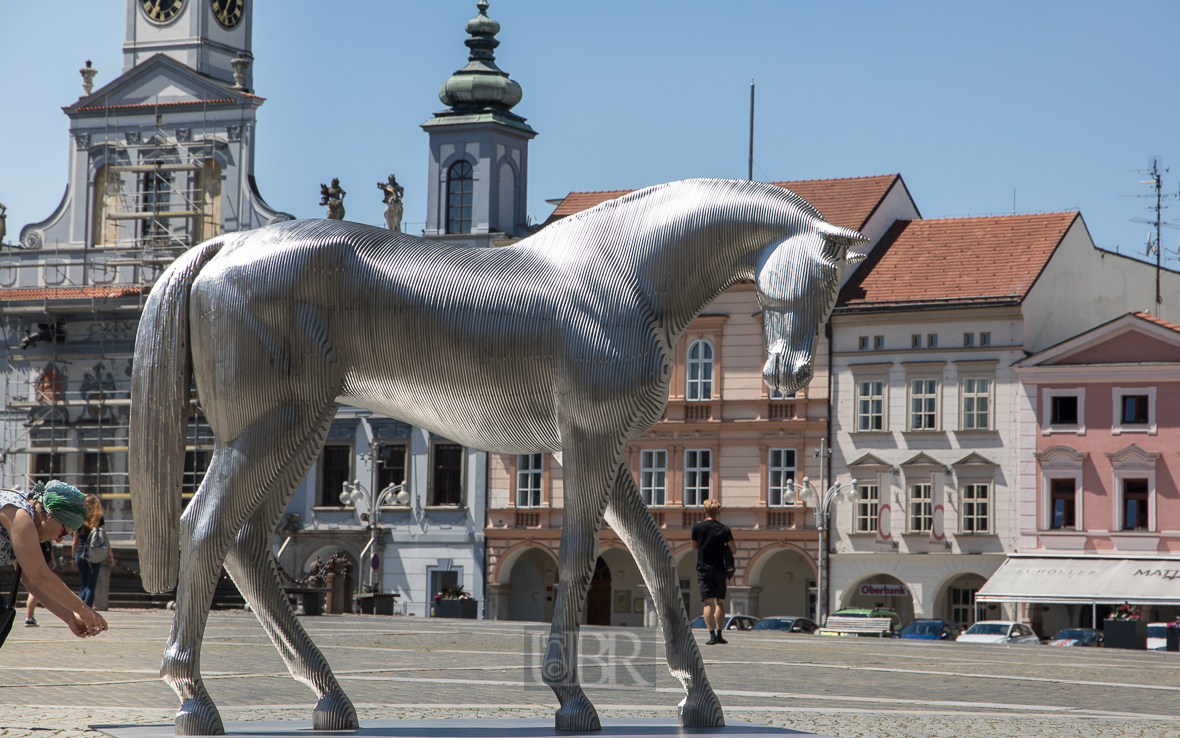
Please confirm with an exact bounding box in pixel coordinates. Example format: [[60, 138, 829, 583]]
[[0, 480, 108, 637]]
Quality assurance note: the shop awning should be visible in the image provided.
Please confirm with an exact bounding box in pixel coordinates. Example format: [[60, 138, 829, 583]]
[[977, 555, 1180, 605]]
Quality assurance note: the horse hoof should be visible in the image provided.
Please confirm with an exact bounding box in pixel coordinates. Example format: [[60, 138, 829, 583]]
[[555, 696, 601, 731], [678, 691, 725, 727], [313, 688, 360, 730], [174, 694, 225, 736]]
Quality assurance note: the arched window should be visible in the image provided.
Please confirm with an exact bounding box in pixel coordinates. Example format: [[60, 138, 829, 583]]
[[447, 160, 473, 234], [686, 339, 714, 400]]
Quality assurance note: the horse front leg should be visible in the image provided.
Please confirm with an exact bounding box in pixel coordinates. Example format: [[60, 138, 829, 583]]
[[604, 466, 724, 727], [223, 405, 358, 730], [542, 430, 623, 731]]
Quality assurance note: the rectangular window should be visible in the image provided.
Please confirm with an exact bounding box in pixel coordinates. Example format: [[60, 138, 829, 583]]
[[856, 484, 879, 532], [82, 452, 113, 497], [318, 445, 351, 507], [951, 587, 979, 626], [963, 333, 975, 347], [516, 453, 543, 507], [640, 450, 667, 506], [31, 453, 64, 484], [980, 332, 991, 346], [912, 334, 922, 349], [1121, 395, 1149, 425], [684, 449, 711, 507], [961, 377, 991, 430], [1050, 479, 1076, 529], [874, 335, 885, 350], [960, 483, 990, 533], [858, 336, 868, 350], [857, 380, 885, 431], [183, 450, 210, 499], [909, 379, 938, 430], [376, 444, 407, 499], [1123, 479, 1149, 530], [927, 334, 938, 348], [430, 443, 464, 506], [1051, 396, 1078, 425], [909, 483, 933, 532], [767, 448, 796, 506]]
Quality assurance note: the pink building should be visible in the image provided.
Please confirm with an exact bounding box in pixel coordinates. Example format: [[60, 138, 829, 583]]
[[981, 312, 1180, 634]]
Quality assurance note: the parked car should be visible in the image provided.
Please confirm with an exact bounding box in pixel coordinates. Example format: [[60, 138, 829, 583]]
[[1045, 628, 1103, 647], [956, 621, 1040, 644], [752, 616, 819, 633], [1147, 623, 1171, 651], [897, 619, 962, 641], [689, 615, 760, 631]]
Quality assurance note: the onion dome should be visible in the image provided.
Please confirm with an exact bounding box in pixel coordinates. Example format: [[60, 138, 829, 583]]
[[438, 0, 522, 112]]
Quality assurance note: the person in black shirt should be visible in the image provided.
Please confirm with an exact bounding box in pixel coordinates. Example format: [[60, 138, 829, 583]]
[[691, 499, 735, 645]]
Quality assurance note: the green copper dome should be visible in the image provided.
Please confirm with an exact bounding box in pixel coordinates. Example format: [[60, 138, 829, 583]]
[[438, 0, 522, 112]]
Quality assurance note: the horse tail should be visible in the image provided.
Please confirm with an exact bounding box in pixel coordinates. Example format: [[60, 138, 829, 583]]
[[129, 238, 225, 594]]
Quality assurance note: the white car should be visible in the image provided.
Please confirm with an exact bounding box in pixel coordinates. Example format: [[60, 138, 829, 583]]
[[955, 621, 1040, 644]]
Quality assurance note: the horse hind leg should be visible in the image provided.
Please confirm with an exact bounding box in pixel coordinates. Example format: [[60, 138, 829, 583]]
[[162, 403, 341, 735], [603, 466, 724, 727], [223, 404, 358, 731]]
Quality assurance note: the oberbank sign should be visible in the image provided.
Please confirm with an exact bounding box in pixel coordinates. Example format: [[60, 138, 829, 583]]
[[859, 583, 908, 597]]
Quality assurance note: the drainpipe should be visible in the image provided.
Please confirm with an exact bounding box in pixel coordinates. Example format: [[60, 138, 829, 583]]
[[824, 320, 834, 619]]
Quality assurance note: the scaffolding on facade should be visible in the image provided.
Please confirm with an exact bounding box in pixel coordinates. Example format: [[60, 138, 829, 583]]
[[1, 108, 220, 539]]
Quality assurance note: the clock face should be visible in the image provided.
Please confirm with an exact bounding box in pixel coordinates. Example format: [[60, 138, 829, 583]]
[[213, 0, 244, 29], [141, 0, 185, 24]]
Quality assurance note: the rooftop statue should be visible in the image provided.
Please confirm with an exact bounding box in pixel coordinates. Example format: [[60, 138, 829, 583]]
[[0, 200, 6, 244], [129, 178, 868, 735], [319, 178, 346, 220], [377, 174, 404, 232]]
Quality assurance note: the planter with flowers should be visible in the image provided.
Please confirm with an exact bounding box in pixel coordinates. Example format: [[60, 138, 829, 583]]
[[1104, 603, 1147, 649], [433, 586, 477, 619]]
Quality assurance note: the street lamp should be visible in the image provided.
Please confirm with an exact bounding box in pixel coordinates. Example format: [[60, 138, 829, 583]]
[[340, 479, 409, 592], [783, 441, 856, 627]]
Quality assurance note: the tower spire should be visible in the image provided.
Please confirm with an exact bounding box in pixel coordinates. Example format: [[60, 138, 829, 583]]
[[437, 1, 524, 116]]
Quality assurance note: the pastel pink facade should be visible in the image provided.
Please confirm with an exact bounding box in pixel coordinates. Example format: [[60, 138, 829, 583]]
[[1018, 312, 1180, 555]]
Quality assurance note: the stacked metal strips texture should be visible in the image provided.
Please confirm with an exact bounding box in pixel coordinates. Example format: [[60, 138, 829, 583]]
[[129, 178, 865, 733]]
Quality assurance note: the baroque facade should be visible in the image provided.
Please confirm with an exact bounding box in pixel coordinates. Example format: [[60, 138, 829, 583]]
[[1, 0, 289, 540], [484, 175, 921, 625]]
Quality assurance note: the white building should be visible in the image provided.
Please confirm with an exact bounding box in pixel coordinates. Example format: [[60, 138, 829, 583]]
[[827, 212, 1180, 624]]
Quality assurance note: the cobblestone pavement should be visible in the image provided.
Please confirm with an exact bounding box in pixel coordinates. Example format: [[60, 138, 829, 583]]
[[3, 610, 1179, 738]]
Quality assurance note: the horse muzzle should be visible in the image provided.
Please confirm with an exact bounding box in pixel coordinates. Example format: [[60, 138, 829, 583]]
[[763, 353, 813, 397]]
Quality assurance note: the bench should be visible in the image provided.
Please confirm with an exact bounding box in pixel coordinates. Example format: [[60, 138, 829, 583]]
[[818, 616, 894, 637]]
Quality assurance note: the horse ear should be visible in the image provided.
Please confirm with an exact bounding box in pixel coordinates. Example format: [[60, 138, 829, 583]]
[[816, 220, 871, 247], [845, 251, 868, 264]]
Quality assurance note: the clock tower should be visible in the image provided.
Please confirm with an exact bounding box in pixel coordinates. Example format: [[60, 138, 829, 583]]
[[124, 0, 253, 90]]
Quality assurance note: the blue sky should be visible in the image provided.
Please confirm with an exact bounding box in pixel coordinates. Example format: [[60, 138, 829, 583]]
[[2, 1, 1178, 268]]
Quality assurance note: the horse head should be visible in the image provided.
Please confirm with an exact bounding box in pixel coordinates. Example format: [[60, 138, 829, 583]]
[[756, 219, 869, 396]]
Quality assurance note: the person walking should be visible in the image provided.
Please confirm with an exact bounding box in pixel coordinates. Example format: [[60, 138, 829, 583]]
[[24, 541, 55, 626], [72, 494, 115, 608], [691, 499, 735, 645]]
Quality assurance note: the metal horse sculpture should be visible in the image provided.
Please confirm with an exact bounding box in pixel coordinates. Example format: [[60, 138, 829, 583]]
[[129, 178, 868, 735]]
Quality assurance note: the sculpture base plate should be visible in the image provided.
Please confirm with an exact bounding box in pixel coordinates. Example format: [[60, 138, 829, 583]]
[[92, 718, 834, 738]]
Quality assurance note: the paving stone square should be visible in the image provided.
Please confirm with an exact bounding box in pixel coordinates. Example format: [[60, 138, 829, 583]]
[[2, 610, 1178, 738]]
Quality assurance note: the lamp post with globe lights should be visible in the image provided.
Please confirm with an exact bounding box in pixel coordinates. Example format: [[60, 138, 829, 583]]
[[784, 447, 856, 627], [340, 479, 409, 592]]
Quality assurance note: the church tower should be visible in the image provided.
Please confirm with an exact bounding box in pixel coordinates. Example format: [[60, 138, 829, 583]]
[[124, 0, 254, 91], [422, 1, 536, 246]]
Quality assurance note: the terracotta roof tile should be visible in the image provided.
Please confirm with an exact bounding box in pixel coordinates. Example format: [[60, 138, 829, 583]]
[[0, 285, 151, 302], [1132, 310, 1180, 333], [837, 212, 1079, 310], [542, 175, 900, 230]]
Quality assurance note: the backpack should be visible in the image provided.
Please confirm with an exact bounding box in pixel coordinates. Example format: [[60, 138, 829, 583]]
[[86, 526, 109, 563]]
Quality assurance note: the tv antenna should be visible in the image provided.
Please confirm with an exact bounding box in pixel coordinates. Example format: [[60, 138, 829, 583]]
[[1127, 156, 1178, 310]]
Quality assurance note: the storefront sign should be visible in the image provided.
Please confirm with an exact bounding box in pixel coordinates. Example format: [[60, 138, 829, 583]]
[[859, 583, 907, 597]]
